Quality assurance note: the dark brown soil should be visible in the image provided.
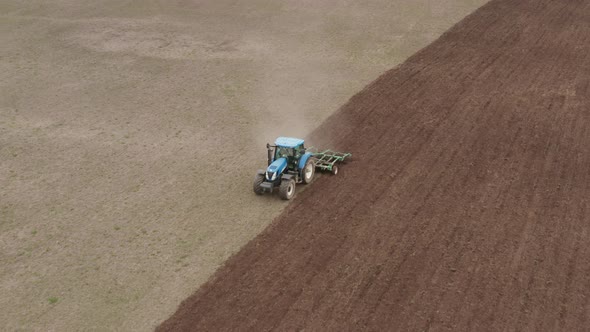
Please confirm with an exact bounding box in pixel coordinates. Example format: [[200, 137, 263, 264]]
[[158, 0, 590, 330]]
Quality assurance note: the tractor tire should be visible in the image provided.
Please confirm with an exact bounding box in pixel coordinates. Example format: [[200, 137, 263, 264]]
[[279, 179, 296, 200], [331, 165, 339, 175], [302, 159, 315, 184], [253, 174, 265, 195]]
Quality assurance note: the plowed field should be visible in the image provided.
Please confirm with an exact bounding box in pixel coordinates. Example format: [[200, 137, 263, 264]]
[[159, 0, 590, 330]]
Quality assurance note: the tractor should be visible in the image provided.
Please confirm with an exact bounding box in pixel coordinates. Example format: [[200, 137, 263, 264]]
[[253, 137, 351, 200]]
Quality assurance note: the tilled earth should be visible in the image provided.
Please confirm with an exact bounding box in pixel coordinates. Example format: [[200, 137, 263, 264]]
[[159, 0, 590, 330]]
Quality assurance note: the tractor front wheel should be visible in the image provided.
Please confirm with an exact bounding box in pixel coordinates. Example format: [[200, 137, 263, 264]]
[[253, 174, 265, 195], [302, 159, 315, 184], [279, 179, 296, 200]]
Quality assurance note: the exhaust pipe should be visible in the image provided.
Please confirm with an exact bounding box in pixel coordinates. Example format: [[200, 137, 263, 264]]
[[267, 143, 274, 166]]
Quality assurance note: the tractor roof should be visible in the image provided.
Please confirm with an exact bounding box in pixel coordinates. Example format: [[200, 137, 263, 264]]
[[275, 137, 304, 148]]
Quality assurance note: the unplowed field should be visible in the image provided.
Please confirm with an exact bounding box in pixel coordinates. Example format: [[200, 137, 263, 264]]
[[160, 0, 590, 330]]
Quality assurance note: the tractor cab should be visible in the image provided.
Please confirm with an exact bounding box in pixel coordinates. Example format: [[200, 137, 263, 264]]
[[274, 137, 306, 170]]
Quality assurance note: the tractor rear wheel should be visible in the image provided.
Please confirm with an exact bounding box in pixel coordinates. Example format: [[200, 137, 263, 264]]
[[253, 174, 265, 195], [302, 159, 315, 184], [279, 179, 296, 200]]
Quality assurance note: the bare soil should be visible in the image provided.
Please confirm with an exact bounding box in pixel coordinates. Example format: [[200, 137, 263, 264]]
[[159, 0, 590, 330], [0, 0, 487, 330]]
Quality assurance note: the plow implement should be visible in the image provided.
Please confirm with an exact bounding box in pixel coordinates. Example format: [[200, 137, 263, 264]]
[[309, 149, 352, 175]]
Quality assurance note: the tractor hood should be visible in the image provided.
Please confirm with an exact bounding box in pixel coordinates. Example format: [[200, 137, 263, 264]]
[[266, 157, 287, 181]]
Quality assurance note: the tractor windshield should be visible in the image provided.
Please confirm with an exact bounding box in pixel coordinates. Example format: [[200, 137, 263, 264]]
[[276, 147, 294, 159]]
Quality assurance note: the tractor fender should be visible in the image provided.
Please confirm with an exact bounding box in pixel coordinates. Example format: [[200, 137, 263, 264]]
[[297, 152, 314, 170]]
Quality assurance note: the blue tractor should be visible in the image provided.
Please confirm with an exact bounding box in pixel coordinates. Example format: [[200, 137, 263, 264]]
[[253, 137, 315, 200], [253, 137, 352, 200]]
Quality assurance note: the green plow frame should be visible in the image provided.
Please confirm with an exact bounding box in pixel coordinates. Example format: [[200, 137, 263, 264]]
[[308, 148, 352, 172]]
